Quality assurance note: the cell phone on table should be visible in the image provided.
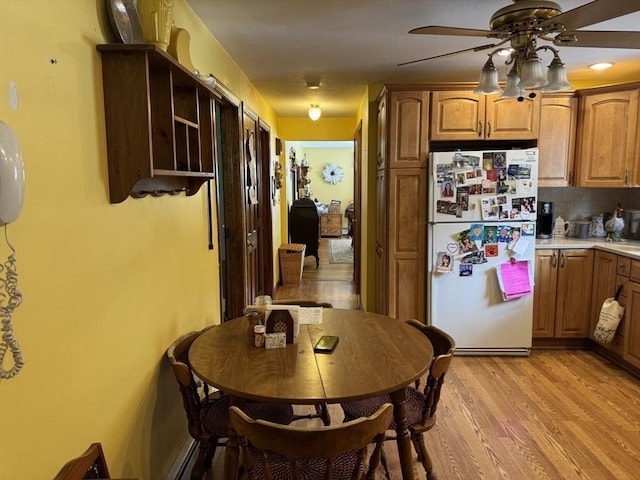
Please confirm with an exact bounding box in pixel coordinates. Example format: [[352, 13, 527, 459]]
[[314, 335, 339, 353]]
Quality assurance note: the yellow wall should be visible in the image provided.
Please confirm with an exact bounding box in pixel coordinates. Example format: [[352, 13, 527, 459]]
[[305, 147, 354, 225], [0, 1, 284, 478]]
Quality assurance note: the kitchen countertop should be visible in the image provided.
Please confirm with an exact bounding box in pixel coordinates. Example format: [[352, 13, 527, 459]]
[[536, 237, 640, 259]]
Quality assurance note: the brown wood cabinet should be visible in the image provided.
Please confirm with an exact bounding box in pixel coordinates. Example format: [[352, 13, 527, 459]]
[[97, 44, 217, 203], [622, 259, 640, 369], [375, 87, 428, 323], [320, 213, 342, 237], [388, 91, 429, 169], [590, 251, 624, 354], [533, 249, 593, 339], [575, 85, 640, 187], [538, 94, 578, 187], [430, 91, 540, 141]]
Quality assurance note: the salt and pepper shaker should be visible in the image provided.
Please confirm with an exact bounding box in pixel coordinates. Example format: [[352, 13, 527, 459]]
[[254, 324, 266, 347]]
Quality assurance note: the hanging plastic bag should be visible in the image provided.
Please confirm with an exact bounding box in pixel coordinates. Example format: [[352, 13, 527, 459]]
[[593, 286, 624, 344]]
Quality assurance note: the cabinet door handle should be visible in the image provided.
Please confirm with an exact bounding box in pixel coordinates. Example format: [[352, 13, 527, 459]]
[[478, 121, 483, 137], [560, 251, 566, 268], [552, 251, 557, 268], [625, 170, 629, 185], [487, 122, 492, 138]]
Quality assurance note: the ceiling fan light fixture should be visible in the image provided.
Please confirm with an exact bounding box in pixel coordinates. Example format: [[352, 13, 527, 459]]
[[501, 67, 525, 99], [306, 80, 321, 89], [308, 104, 321, 121], [473, 57, 502, 95], [518, 54, 547, 89], [542, 55, 572, 92]]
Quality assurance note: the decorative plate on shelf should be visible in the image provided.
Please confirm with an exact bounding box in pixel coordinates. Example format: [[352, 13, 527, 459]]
[[322, 163, 344, 185], [106, 0, 145, 44]]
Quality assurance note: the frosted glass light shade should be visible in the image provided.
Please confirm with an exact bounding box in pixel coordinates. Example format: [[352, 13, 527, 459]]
[[541, 61, 572, 92], [473, 58, 501, 94], [519, 55, 547, 89], [308, 104, 321, 121], [501, 71, 524, 99]]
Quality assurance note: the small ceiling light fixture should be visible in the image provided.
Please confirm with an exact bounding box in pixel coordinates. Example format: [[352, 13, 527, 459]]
[[308, 104, 321, 121], [306, 80, 321, 89], [589, 62, 614, 71]]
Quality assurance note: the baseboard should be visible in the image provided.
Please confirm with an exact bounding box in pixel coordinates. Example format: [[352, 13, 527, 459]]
[[165, 438, 197, 480]]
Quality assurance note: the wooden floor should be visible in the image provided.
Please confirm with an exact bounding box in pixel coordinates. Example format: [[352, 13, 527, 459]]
[[204, 241, 640, 479], [274, 237, 360, 309]]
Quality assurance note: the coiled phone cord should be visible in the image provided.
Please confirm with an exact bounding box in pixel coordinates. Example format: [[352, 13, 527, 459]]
[[0, 226, 23, 379]]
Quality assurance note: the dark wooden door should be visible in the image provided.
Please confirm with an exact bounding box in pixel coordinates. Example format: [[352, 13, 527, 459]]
[[242, 109, 274, 304], [243, 109, 260, 305]]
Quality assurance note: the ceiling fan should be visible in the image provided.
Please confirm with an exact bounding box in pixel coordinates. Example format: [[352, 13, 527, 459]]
[[402, 0, 640, 66], [400, 0, 640, 96]]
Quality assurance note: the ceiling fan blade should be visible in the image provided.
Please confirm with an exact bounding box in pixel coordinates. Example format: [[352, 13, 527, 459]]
[[540, 0, 640, 31], [555, 30, 640, 49], [409, 26, 497, 38], [397, 44, 496, 67]]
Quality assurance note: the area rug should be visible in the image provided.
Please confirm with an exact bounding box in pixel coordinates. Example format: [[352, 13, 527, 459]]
[[328, 238, 354, 264]]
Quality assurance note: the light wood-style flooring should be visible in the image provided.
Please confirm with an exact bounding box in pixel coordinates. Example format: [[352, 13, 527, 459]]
[[205, 239, 640, 479], [274, 237, 360, 309]]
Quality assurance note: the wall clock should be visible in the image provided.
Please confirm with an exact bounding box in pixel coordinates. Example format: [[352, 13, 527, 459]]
[[322, 163, 344, 185]]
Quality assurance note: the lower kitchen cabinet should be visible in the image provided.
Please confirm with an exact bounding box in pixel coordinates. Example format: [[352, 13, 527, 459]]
[[591, 253, 640, 372], [590, 251, 623, 353], [622, 260, 640, 369], [533, 249, 593, 340]]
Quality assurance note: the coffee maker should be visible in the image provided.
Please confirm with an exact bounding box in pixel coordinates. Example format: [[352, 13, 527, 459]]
[[536, 201, 553, 238]]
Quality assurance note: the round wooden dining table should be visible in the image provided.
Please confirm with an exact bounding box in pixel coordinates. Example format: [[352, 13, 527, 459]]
[[189, 308, 433, 480]]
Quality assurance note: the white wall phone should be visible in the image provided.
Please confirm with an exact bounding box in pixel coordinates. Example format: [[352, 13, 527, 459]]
[[0, 121, 25, 379]]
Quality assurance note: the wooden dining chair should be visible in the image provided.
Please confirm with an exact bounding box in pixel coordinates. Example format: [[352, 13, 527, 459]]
[[53, 442, 110, 480], [341, 320, 455, 480], [271, 299, 333, 425], [167, 328, 295, 480], [230, 402, 393, 480]]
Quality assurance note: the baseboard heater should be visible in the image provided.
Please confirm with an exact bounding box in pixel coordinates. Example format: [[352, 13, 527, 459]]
[[165, 439, 197, 480], [454, 347, 531, 356]]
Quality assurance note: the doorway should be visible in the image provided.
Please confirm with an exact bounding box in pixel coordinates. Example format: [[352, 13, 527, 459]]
[[282, 139, 359, 294]]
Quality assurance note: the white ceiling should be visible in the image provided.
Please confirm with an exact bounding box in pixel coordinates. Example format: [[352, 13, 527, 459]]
[[186, 0, 640, 118]]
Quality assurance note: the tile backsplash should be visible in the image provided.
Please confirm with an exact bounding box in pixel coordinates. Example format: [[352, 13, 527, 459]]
[[538, 187, 640, 222]]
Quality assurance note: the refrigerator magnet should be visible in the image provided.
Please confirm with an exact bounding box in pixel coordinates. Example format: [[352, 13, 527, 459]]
[[459, 264, 473, 277], [436, 252, 453, 273], [483, 226, 497, 244], [485, 244, 499, 257], [441, 180, 454, 197], [497, 226, 511, 242]]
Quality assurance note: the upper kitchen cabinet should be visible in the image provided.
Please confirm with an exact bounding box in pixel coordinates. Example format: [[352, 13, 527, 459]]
[[575, 84, 640, 188], [388, 90, 429, 169], [538, 94, 578, 187], [430, 91, 540, 141], [97, 45, 217, 203]]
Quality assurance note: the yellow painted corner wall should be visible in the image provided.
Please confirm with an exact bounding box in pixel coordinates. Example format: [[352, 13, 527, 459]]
[[0, 1, 279, 479]]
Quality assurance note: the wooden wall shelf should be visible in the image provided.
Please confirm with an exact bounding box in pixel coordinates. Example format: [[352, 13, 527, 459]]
[[97, 44, 218, 203]]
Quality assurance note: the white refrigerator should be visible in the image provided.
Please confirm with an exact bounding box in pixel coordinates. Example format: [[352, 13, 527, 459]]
[[428, 148, 538, 355]]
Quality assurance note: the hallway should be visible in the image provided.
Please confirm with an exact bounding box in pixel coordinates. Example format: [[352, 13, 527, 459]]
[[274, 237, 360, 309]]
